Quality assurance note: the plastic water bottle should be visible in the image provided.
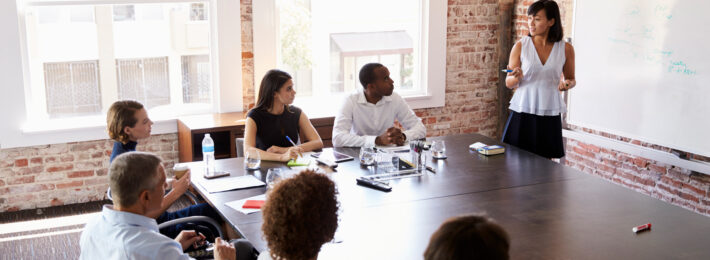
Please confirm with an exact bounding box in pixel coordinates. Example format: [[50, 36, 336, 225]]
[[202, 134, 215, 176]]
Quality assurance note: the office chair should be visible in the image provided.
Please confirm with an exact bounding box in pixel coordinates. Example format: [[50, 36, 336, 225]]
[[158, 216, 259, 260]]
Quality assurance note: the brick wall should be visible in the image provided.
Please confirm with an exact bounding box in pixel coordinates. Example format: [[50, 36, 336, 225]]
[[413, 0, 501, 138], [564, 129, 710, 216], [0, 134, 178, 212], [511, 0, 710, 216], [241, 0, 255, 111]]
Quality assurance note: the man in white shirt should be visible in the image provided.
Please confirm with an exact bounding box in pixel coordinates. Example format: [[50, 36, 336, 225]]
[[333, 63, 426, 147], [80, 152, 238, 260]]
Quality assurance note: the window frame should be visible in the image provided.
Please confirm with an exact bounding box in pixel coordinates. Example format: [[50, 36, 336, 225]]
[[0, 0, 243, 149], [252, 0, 445, 112]]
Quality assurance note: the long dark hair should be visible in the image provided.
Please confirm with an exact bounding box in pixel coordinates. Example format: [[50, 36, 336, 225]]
[[253, 69, 293, 112], [527, 0, 563, 43]]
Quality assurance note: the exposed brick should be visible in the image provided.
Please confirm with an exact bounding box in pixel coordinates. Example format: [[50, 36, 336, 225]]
[[30, 157, 43, 165], [15, 158, 28, 167], [8, 176, 35, 185], [47, 163, 74, 172], [56, 180, 84, 189], [24, 183, 55, 193], [96, 168, 108, 176], [679, 191, 701, 203], [84, 178, 108, 186], [8, 194, 36, 204], [633, 158, 649, 168], [91, 151, 104, 159], [60, 154, 75, 162], [68, 170, 94, 178], [682, 183, 707, 197], [50, 198, 64, 206]]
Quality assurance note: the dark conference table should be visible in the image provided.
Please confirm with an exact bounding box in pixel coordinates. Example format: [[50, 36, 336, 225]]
[[187, 134, 710, 259]]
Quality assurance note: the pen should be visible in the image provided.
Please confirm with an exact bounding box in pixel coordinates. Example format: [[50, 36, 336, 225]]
[[425, 165, 436, 173], [501, 69, 513, 73], [285, 136, 297, 147], [285, 136, 302, 158]]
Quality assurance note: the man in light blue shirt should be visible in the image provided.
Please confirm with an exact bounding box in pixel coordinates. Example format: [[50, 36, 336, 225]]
[[80, 152, 237, 260]]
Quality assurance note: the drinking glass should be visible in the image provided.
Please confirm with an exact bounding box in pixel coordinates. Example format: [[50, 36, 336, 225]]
[[389, 151, 400, 171], [359, 147, 375, 166], [431, 140, 447, 159], [245, 148, 261, 170], [265, 168, 284, 192]]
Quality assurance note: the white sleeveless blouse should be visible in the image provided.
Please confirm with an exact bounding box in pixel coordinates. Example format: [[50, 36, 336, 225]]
[[508, 37, 566, 116]]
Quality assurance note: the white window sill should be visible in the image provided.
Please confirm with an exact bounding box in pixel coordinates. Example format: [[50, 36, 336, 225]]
[[6, 104, 214, 148]]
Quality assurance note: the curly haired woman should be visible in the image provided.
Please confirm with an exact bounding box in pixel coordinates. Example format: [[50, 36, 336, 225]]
[[259, 170, 339, 260]]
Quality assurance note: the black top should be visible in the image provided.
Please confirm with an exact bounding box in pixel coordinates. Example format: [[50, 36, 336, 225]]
[[247, 106, 302, 151]]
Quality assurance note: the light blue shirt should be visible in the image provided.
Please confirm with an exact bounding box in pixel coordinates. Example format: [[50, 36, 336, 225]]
[[79, 205, 193, 260]]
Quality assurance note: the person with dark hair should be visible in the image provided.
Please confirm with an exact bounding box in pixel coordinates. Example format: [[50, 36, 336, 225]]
[[258, 169, 339, 260], [502, 0, 576, 159], [332, 63, 426, 147], [105, 100, 221, 240], [80, 152, 240, 260], [245, 69, 323, 162], [424, 214, 510, 260]]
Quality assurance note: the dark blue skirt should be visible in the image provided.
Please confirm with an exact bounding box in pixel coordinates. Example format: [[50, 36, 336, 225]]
[[502, 111, 565, 158]]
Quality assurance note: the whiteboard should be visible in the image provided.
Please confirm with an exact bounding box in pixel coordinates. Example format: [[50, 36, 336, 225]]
[[568, 0, 710, 157]]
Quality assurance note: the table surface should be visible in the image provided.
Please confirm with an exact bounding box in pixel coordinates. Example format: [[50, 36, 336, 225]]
[[187, 134, 710, 259]]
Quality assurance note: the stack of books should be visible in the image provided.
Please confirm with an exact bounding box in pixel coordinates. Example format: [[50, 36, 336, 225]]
[[476, 145, 506, 155]]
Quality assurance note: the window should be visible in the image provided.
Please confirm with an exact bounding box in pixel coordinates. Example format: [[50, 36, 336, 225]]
[[181, 55, 211, 104], [43, 60, 101, 117], [2, 0, 243, 148], [254, 0, 445, 112], [116, 57, 170, 109], [190, 3, 208, 21], [23, 2, 213, 120]]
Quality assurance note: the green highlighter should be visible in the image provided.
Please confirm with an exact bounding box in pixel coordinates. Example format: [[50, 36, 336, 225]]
[[287, 159, 310, 167]]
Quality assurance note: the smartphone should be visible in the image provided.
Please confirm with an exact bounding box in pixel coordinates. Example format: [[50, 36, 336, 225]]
[[203, 171, 230, 179], [311, 150, 354, 163]]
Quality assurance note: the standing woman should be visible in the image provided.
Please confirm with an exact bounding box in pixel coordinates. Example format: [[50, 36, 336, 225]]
[[245, 69, 324, 162], [502, 0, 575, 159]]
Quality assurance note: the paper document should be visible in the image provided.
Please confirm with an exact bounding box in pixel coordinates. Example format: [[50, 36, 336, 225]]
[[225, 194, 267, 215], [198, 175, 265, 193]]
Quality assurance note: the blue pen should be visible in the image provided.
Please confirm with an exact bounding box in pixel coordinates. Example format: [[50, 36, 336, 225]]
[[285, 136, 302, 158], [285, 136, 297, 147], [501, 69, 513, 73]]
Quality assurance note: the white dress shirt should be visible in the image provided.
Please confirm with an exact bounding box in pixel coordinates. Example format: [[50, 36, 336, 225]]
[[333, 91, 426, 147], [80, 205, 192, 260]]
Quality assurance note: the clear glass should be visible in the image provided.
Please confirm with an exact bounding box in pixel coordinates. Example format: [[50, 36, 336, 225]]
[[431, 140, 447, 159], [245, 148, 261, 170], [265, 168, 284, 192], [389, 151, 400, 172], [359, 147, 375, 166]]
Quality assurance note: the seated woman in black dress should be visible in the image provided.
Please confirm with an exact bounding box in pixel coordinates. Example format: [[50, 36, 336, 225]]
[[244, 69, 323, 162]]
